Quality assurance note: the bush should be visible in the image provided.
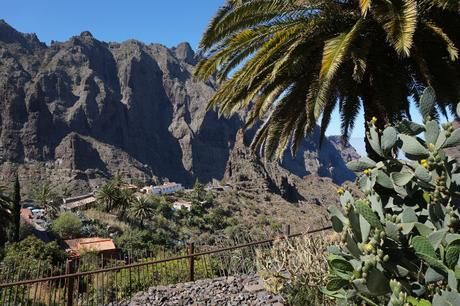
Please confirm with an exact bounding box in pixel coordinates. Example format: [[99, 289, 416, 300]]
[[2, 236, 67, 276], [18, 219, 34, 240], [257, 235, 335, 306], [51, 212, 82, 239], [325, 88, 460, 305], [115, 228, 172, 252]]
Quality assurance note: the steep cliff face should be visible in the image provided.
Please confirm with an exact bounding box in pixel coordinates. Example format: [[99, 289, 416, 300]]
[[328, 135, 361, 163], [0, 21, 354, 194], [224, 130, 344, 204]]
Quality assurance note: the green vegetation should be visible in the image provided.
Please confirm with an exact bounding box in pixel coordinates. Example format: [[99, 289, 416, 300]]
[[127, 197, 155, 228], [33, 183, 59, 218], [325, 88, 460, 305], [0, 186, 12, 246], [87, 178, 239, 253], [51, 212, 83, 239], [196, 0, 460, 158], [96, 178, 134, 218], [1, 236, 67, 275]]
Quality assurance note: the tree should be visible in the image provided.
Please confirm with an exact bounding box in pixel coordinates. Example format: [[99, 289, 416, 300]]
[[33, 184, 58, 218], [96, 182, 119, 212], [0, 186, 12, 246], [196, 0, 460, 158], [127, 197, 155, 228], [2, 236, 67, 275], [118, 188, 134, 218], [12, 175, 21, 242], [192, 179, 206, 201], [51, 212, 83, 239]]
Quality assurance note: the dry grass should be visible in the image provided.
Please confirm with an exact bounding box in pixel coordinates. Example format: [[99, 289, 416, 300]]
[[256, 233, 336, 306], [84, 209, 130, 231]]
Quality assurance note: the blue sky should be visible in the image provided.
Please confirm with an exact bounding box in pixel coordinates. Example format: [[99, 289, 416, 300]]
[[3, 0, 431, 155], [2, 1, 222, 49]]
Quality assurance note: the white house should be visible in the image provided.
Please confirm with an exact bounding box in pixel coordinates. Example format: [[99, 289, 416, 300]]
[[141, 182, 184, 195], [152, 182, 183, 195], [173, 200, 192, 211]]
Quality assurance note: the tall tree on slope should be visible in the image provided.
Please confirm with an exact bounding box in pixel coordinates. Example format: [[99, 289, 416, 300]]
[[12, 175, 21, 242]]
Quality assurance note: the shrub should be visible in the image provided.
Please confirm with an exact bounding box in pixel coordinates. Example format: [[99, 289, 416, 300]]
[[326, 88, 460, 305], [18, 219, 34, 240], [257, 234, 335, 306], [51, 212, 82, 239], [2, 236, 67, 277]]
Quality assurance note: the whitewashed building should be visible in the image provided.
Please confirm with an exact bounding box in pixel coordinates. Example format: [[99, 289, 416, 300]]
[[141, 182, 184, 195], [173, 200, 192, 211]]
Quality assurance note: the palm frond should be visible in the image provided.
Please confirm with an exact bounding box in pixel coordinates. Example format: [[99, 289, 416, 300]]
[[309, 18, 363, 129], [374, 0, 417, 56], [360, 0, 372, 16], [199, 0, 300, 51], [340, 96, 361, 143], [319, 96, 338, 147], [423, 20, 458, 61]]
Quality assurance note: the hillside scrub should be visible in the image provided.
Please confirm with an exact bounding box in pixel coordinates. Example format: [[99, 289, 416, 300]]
[[51, 212, 83, 239]]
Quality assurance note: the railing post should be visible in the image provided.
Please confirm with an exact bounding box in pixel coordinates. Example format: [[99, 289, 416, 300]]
[[65, 259, 74, 306], [284, 224, 291, 236], [188, 243, 195, 282]]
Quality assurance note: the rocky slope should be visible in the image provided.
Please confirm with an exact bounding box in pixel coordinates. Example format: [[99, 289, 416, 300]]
[[224, 130, 341, 205], [0, 20, 354, 195], [328, 136, 361, 163]]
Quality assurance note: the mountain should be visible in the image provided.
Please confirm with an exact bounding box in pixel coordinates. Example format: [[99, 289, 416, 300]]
[[0, 21, 355, 195], [328, 136, 361, 163], [224, 130, 343, 204]]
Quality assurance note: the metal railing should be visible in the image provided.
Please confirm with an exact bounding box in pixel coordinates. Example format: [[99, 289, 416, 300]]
[[0, 225, 331, 306]]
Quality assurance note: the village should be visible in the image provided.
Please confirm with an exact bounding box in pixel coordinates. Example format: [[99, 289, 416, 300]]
[[19, 180, 231, 259]]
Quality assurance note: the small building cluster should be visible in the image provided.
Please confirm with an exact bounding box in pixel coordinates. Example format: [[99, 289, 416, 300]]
[[141, 182, 184, 195], [60, 193, 97, 212]]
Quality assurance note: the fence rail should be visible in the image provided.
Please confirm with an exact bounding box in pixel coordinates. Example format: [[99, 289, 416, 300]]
[[0, 225, 331, 306]]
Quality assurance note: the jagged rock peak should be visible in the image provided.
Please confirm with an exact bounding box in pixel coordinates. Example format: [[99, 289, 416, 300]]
[[79, 31, 93, 38], [173, 42, 195, 64], [0, 19, 43, 48]]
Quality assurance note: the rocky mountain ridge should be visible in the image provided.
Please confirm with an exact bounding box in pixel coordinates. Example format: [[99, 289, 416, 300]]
[[0, 20, 356, 196]]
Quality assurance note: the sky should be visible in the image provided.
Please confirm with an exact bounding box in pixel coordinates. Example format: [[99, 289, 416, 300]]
[[2, 0, 432, 155]]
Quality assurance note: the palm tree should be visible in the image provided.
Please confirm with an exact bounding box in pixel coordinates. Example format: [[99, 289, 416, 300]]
[[96, 182, 119, 212], [127, 197, 155, 228], [0, 186, 12, 245], [118, 188, 135, 218], [33, 184, 59, 218], [196, 0, 460, 158]]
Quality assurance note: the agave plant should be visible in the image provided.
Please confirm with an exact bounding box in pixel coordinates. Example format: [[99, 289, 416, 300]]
[[196, 0, 460, 158], [326, 87, 460, 305]]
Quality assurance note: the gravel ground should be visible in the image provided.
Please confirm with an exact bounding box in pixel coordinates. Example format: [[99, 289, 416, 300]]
[[116, 274, 284, 306]]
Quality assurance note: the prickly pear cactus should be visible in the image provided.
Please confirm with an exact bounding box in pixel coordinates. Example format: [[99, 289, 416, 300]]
[[325, 87, 460, 306]]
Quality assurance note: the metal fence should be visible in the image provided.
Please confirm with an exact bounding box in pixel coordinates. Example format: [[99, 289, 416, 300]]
[[0, 226, 331, 306]]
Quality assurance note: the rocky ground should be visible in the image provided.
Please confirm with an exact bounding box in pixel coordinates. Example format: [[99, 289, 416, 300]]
[[118, 274, 283, 306]]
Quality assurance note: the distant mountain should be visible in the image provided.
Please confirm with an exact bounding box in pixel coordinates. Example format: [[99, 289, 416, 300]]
[[0, 20, 355, 195], [329, 136, 361, 162]]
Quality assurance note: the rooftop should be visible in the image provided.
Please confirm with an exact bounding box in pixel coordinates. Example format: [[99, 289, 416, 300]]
[[64, 237, 116, 254], [61, 195, 96, 210]]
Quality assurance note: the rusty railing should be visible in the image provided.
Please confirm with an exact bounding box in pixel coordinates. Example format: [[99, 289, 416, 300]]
[[0, 225, 331, 306]]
